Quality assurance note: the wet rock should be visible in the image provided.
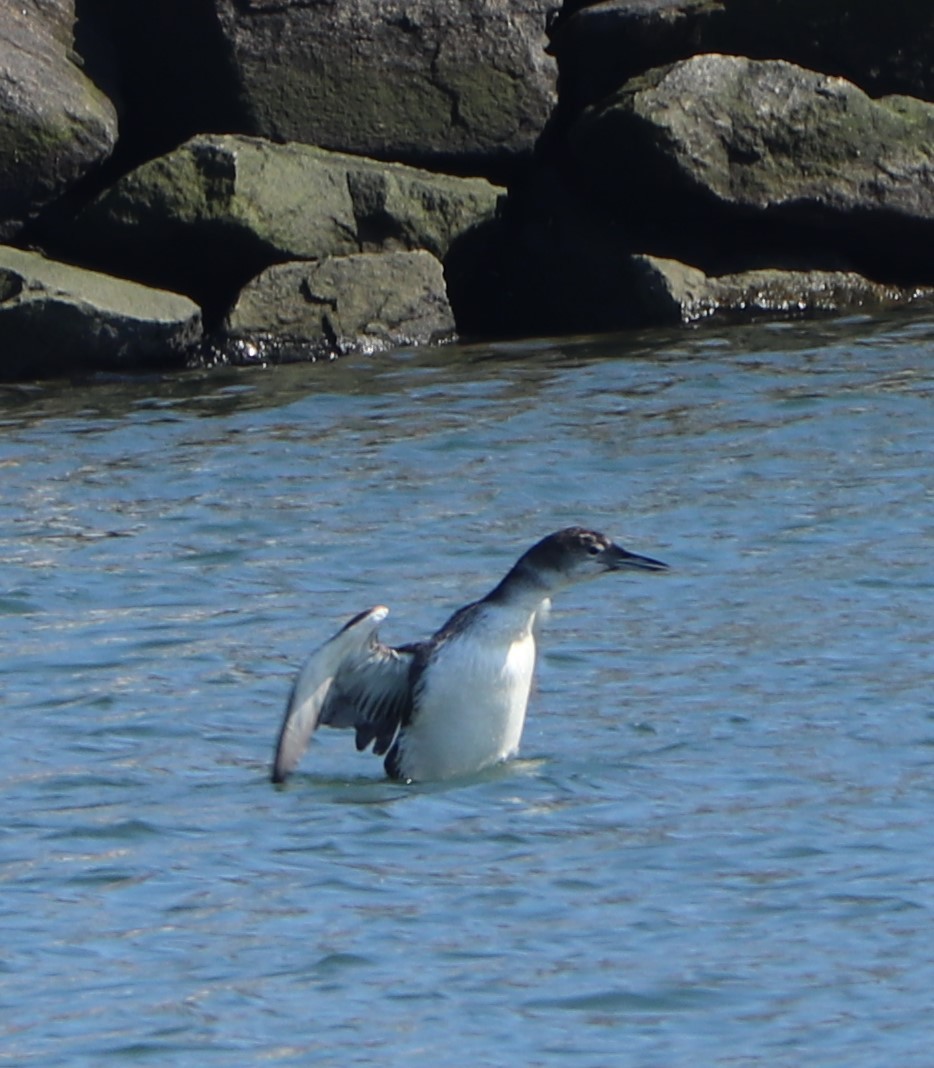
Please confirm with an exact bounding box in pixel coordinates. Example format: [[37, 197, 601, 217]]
[[631, 255, 934, 324], [570, 55, 934, 279], [221, 250, 455, 362], [0, 245, 201, 381], [61, 134, 502, 321], [0, 1, 117, 239], [212, 0, 556, 179]]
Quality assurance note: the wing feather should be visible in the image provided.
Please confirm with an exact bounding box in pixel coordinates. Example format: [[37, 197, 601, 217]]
[[271, 606, 414, 783]]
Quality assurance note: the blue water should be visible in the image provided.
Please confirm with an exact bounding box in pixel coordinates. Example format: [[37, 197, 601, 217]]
[[2, 311, 933, 1065]]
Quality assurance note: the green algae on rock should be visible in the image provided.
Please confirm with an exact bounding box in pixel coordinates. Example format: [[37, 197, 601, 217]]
[[64, 135, 502, 320], [222, 250, 454, 362]]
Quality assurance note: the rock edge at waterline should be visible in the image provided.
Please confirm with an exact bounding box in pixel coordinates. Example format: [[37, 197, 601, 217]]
[[221, 250, 456, 363], [0, 245, 202, 380]]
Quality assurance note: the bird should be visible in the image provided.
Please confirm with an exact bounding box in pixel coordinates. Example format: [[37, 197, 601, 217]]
[[271, 526, 668, 785]]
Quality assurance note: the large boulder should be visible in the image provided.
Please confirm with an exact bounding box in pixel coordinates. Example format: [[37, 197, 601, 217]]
[[222, 250, 455, 361], [0, 245, 202, 380], [0, 1, 118, 239], [211, 0, 556, 178], [570, 54, 934, 279], [61, 134, 502, 320], [548, 0, 934, 115]]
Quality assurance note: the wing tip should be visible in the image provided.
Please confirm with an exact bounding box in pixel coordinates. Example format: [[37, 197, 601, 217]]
[[271, 726, 301, 785], [340, 604, 389, 634]]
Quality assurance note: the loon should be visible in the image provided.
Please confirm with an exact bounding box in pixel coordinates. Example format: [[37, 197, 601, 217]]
[[271, 526, 667, 784]]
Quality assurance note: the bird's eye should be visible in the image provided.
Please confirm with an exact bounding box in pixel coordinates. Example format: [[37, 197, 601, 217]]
[[586, 542, 601, 556]]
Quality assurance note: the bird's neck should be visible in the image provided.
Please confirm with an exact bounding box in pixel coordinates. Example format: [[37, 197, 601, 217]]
[[484, 561, 560, 613]]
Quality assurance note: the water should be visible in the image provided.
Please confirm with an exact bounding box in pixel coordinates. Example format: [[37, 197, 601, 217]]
[[2, 310, 933, 1066]]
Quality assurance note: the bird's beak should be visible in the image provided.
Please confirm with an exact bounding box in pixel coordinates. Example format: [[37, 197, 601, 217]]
[[606, 544, 669, 572]]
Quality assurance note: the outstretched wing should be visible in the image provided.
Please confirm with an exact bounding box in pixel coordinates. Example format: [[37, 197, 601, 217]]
[[271, 606, 415, 783]]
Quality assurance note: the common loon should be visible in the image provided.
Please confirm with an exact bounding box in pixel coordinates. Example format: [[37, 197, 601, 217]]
[[271, 526, 667, 784]]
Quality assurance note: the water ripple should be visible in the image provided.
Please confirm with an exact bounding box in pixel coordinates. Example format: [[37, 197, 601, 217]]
[[2, 311, 934, 1065]]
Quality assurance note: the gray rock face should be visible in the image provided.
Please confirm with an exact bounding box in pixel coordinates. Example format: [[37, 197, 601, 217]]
[[0, 245, 202, 380], [212, 0, 556, 176], [0, 1, 118, 239], [570, 54, 934, 278], [574, 55, 934, 219], [222, 250, 455, 361], [63, 134, 502, 318]]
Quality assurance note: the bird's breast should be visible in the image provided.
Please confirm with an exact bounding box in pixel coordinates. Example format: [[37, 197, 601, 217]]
[[397, 628, 537, 780]]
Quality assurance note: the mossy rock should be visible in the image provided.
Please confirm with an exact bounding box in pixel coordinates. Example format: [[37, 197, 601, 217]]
[[222, 249, 455, 362], [63, 134, 502, 321]]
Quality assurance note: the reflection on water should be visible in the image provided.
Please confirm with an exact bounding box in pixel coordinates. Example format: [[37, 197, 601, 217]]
[[2, 308, 934, 1066]]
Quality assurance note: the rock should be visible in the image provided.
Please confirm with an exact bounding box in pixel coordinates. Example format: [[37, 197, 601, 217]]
[[631, 255, 934, 324], [0, 245, 202, 380], [0, 0, 118, 239], [548, 0, 934, 114], [212, 0, 556, 178], [573, 55, 934, 219], [221, 250, 455, 361], [61, 134, 502, 320], [570, 55, 934, 279]]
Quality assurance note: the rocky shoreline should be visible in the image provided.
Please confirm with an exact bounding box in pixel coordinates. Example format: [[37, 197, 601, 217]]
[[2, 0, 933, 380]]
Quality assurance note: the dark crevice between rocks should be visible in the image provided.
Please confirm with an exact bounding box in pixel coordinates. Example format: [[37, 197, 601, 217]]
[[74, 0, 245, 179], [25, 0, 247, 250], [566, 159, 934, 290], [446, 142, 934, 341]]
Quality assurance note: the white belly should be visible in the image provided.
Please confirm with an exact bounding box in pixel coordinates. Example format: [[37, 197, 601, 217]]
[[397, 628, 536, 781]]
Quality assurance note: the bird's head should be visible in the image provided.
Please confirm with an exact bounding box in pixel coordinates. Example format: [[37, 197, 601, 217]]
[[525, 526, 668, 584]]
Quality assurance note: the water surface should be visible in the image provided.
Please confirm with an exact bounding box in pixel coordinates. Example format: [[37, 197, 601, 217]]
[[2, 311, 933, 1066]]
